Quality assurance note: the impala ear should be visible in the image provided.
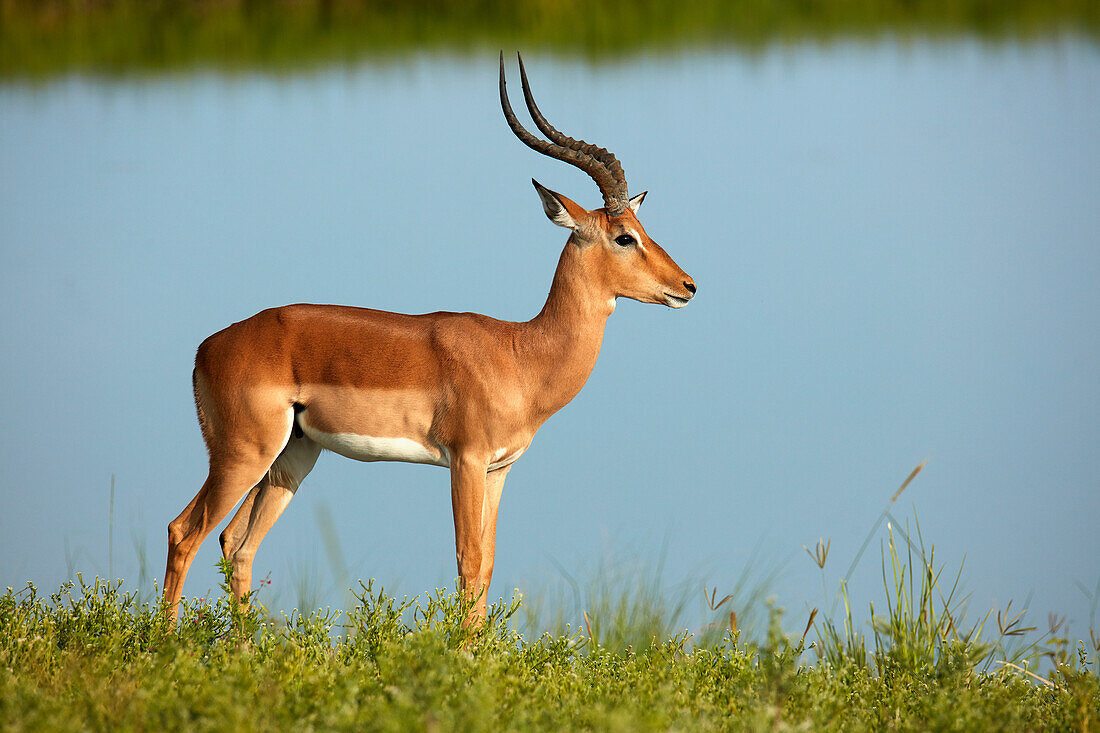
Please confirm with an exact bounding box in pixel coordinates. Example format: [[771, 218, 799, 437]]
[[532, 179, 585, 230], [628, 190, 647, 213]]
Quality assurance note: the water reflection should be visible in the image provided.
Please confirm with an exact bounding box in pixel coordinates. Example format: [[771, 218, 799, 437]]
[[3, 1, 1098, 78]]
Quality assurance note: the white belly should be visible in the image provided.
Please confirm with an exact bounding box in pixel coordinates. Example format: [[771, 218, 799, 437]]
[[300, 425, 451, 467]]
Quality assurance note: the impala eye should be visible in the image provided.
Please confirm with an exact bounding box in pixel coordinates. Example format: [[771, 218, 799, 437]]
[[615, 234, 636, 247]]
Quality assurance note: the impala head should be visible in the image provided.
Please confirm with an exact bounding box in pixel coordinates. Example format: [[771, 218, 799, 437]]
[[500, 53, 696, 309]]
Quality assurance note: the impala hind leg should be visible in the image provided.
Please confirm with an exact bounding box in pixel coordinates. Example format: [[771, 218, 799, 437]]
[[164, 462, 275, 622], [219, 435, 321, 604], [219, 482, 263, 565], [164, 406, 295, 624]]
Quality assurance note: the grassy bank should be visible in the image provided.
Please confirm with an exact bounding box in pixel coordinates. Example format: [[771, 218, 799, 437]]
[[3, 0, 1099, 79], [3, 538, 1098, 730]]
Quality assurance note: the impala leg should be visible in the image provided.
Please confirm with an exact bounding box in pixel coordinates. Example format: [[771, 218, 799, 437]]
[[224, 482, 295, 603], [450, 455, 489, 625], [221, 435, 320, 605], [220, 482, 264, 563], [164, 459, 274, 623], [164, 397, 296, 625], [477, 466, 511, 596]]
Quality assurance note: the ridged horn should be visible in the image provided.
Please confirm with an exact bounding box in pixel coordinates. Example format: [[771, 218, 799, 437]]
[[499, 52, 630, 215], [516, 54, 629, 205]]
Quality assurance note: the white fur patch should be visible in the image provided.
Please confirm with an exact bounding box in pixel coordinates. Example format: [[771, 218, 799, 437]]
[[489, 446, 526, 471], [534, 183, 577, 229], [551, 208, 575, 228], [300, 425, 451, 467], [268, 436, 322, 490]]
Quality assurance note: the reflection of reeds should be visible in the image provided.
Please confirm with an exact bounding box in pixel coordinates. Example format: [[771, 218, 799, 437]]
[[4, 0, 1098, 78]]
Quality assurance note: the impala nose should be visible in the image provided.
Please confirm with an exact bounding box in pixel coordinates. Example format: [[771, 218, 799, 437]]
[[684, 280, 696, 295]]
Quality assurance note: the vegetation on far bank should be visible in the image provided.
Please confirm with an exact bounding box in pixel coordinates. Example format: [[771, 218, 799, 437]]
[[3, 0, 1099, 79]]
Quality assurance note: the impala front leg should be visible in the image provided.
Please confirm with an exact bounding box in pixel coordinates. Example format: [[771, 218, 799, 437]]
[[478, 466, 510, 595], [450, 453, 489, 625]]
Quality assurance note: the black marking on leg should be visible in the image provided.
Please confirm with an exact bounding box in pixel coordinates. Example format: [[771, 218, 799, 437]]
[[292, 403, 305, 439]]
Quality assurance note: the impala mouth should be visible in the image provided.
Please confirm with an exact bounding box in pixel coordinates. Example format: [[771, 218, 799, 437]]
[[664, 293, 692, 308]]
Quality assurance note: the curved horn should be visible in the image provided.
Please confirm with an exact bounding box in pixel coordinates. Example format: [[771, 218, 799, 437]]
[[499, 52, 629, 215], [516, 53, 629, 204]]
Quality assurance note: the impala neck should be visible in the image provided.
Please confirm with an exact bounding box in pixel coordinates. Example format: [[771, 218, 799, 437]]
[[522, 243, 614, 418]]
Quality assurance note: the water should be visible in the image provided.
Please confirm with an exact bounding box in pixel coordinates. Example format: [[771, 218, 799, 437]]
[[1, 40, 1097, 638]]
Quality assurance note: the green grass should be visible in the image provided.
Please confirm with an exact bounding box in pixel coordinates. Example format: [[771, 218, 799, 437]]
[[3, 464, 1096, 729], [3, 0, 1099, 79], [3, 528, 1098, 730]]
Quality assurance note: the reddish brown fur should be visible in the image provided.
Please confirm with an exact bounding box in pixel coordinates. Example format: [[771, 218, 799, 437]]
[[164, 189, 694, 625]]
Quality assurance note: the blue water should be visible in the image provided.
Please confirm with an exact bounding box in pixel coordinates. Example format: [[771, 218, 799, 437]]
[[1, 40, 1097, 639]]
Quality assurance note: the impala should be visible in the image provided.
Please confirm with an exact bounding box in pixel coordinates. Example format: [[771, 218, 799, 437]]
[[164, 53, 696, 625]]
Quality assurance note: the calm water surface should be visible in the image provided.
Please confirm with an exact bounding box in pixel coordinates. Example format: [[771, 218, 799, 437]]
[[1, 40, 1097, 635]]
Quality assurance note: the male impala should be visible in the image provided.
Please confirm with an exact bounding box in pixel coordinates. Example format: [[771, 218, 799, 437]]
[[164, 53, 696, 624]]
